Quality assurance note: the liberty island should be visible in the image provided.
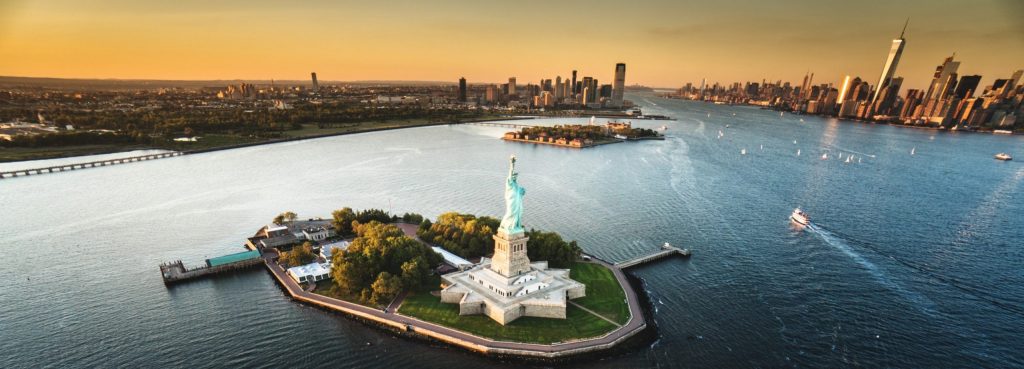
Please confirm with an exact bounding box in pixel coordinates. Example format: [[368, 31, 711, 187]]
[[149, 155, 686, 361]]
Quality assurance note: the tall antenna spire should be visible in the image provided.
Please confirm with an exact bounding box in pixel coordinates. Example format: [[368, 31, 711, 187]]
[[900, 18, 909, 39]]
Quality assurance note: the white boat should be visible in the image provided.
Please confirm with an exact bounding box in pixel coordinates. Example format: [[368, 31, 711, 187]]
[[660, 125, 668, 131], [845, 155, 851, 163], [797, 149, 801, 156], [995, 153, 1013, 161], [614, 134, 627, 140], [911, 147, 916, 155], [821, 153, 828, 160], [760, 144, 764, 151], [994, 130, 1012, 135], [741, 149, 747, 155], [790, 208, 810, 226]]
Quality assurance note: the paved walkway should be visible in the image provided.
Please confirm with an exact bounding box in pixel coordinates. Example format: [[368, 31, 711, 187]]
[[260, 251, 648, 358]]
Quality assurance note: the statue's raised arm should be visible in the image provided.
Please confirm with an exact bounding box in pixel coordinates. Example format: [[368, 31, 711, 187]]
[[499, 155, 526, 234]]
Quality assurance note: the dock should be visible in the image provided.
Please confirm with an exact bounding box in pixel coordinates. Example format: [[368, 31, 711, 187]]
[[0, 151, 183, 179], [615, 243, 691, 270], [160, 250, 263, 285]]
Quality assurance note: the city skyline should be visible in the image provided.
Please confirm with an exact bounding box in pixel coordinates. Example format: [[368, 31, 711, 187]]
[[1, 1, 1022, 91]]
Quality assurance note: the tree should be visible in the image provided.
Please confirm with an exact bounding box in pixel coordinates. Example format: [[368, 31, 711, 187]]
[[370, 272, 402, 306], [331, 221, 441, 301], [331, 207, 355, 235], [280, 241, 316, 268], [400, 256, 431, 291], [525, 229, 582, 268], [273, 211, 298, 225]]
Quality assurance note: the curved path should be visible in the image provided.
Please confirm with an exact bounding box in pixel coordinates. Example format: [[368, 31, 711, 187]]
[[262, 251, 648, 358]]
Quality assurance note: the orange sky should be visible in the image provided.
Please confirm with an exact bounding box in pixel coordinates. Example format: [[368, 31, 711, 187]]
[[1, 0, 1022, 90]]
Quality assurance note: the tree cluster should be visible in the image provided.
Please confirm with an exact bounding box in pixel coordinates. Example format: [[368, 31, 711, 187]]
[[331, 207, 397, 236], [524, 229, 582, 268], [272, 211, 297, 225], [330, 221, 442, 306], [416, 212, 500, 259], [279, 241, 316, 268]]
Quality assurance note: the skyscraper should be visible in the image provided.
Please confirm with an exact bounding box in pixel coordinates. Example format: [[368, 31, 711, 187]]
[[924, 54, 960, 102], [508, 77, 517, 96], [458, 77, 467, 102], [571, 70, 577, 96], [611, 63, 626, 107], [871, 20, 908, 105], [837, 75, 852, 102], [311, 72, 319, 93], [953, 75, 981, 99]]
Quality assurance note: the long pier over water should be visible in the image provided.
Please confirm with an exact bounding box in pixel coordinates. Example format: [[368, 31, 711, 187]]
[[0, 151, 183, 179], [615, 243, 691, 270]]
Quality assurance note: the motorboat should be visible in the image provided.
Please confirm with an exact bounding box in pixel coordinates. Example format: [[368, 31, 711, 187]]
[[790, 208, 809, 226], [995, 153, 1013, 161]]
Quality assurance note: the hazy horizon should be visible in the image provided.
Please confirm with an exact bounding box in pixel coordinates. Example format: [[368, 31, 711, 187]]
[[1, 0, 1022, 91]]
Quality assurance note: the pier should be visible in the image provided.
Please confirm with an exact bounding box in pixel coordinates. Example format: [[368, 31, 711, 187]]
[[464, 121, 536, 129], [0, 151, 183, 179], [160, 250, 263, 285], [615, 243, 691, 270]]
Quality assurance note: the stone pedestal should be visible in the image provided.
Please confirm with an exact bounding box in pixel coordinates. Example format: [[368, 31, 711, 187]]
[[491, 230, 530, 277]]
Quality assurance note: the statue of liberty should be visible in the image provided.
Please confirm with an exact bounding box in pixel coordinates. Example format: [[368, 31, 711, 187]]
[[499, 155, 526, 234]]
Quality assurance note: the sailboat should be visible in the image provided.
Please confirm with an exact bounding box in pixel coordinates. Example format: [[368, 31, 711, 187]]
[[797, 149, 801, 156], [760, 144, 764, 151], [741, 149, 747, 155], [821, 153, 828, 160], [911, 147, 916, 155], [845, 155, 852, 163]]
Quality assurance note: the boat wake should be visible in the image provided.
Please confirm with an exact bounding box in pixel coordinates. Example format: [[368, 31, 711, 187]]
[[807, 224, 940, 317], [812, 224, 1024, 318]]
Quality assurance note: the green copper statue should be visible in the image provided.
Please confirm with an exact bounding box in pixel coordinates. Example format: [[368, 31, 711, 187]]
[[499, 155, 526, 234]]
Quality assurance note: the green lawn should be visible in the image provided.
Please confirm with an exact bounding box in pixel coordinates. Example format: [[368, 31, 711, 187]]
[[0, 144, 152, 162], [399, 292, 617, 344], [397, 262, 630, 343], [569, 262, 631, 325]]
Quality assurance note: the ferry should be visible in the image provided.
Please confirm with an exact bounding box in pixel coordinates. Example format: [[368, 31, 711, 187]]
[[995, 153, 1013, 161], [790, 208, 810, 226]]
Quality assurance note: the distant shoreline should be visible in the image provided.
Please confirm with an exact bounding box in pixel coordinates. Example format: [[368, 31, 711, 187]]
[[0, 116, 527, 165]]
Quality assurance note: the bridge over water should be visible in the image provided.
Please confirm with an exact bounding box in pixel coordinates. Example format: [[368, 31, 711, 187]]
[[1, 151, 183, 179]]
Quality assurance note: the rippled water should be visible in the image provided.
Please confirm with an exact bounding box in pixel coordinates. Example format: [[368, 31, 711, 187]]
[[2, 93, 1022, 368]]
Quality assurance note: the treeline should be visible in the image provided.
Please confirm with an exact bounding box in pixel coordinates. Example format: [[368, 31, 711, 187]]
[[416, 212, 500, 259], [330, 221, 442, 305], [2, 102, 486, 143], [416, 211, 581, 268], [0, 131, 151, 148]]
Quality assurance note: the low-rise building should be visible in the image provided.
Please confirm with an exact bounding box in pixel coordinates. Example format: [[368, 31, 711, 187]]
[[287, 262, 331, 283], [320, 240, 351, 262]]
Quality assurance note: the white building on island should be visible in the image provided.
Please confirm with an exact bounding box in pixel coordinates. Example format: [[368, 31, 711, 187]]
[[287, 262, 331, 283], [440, 156, 585, 325]]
